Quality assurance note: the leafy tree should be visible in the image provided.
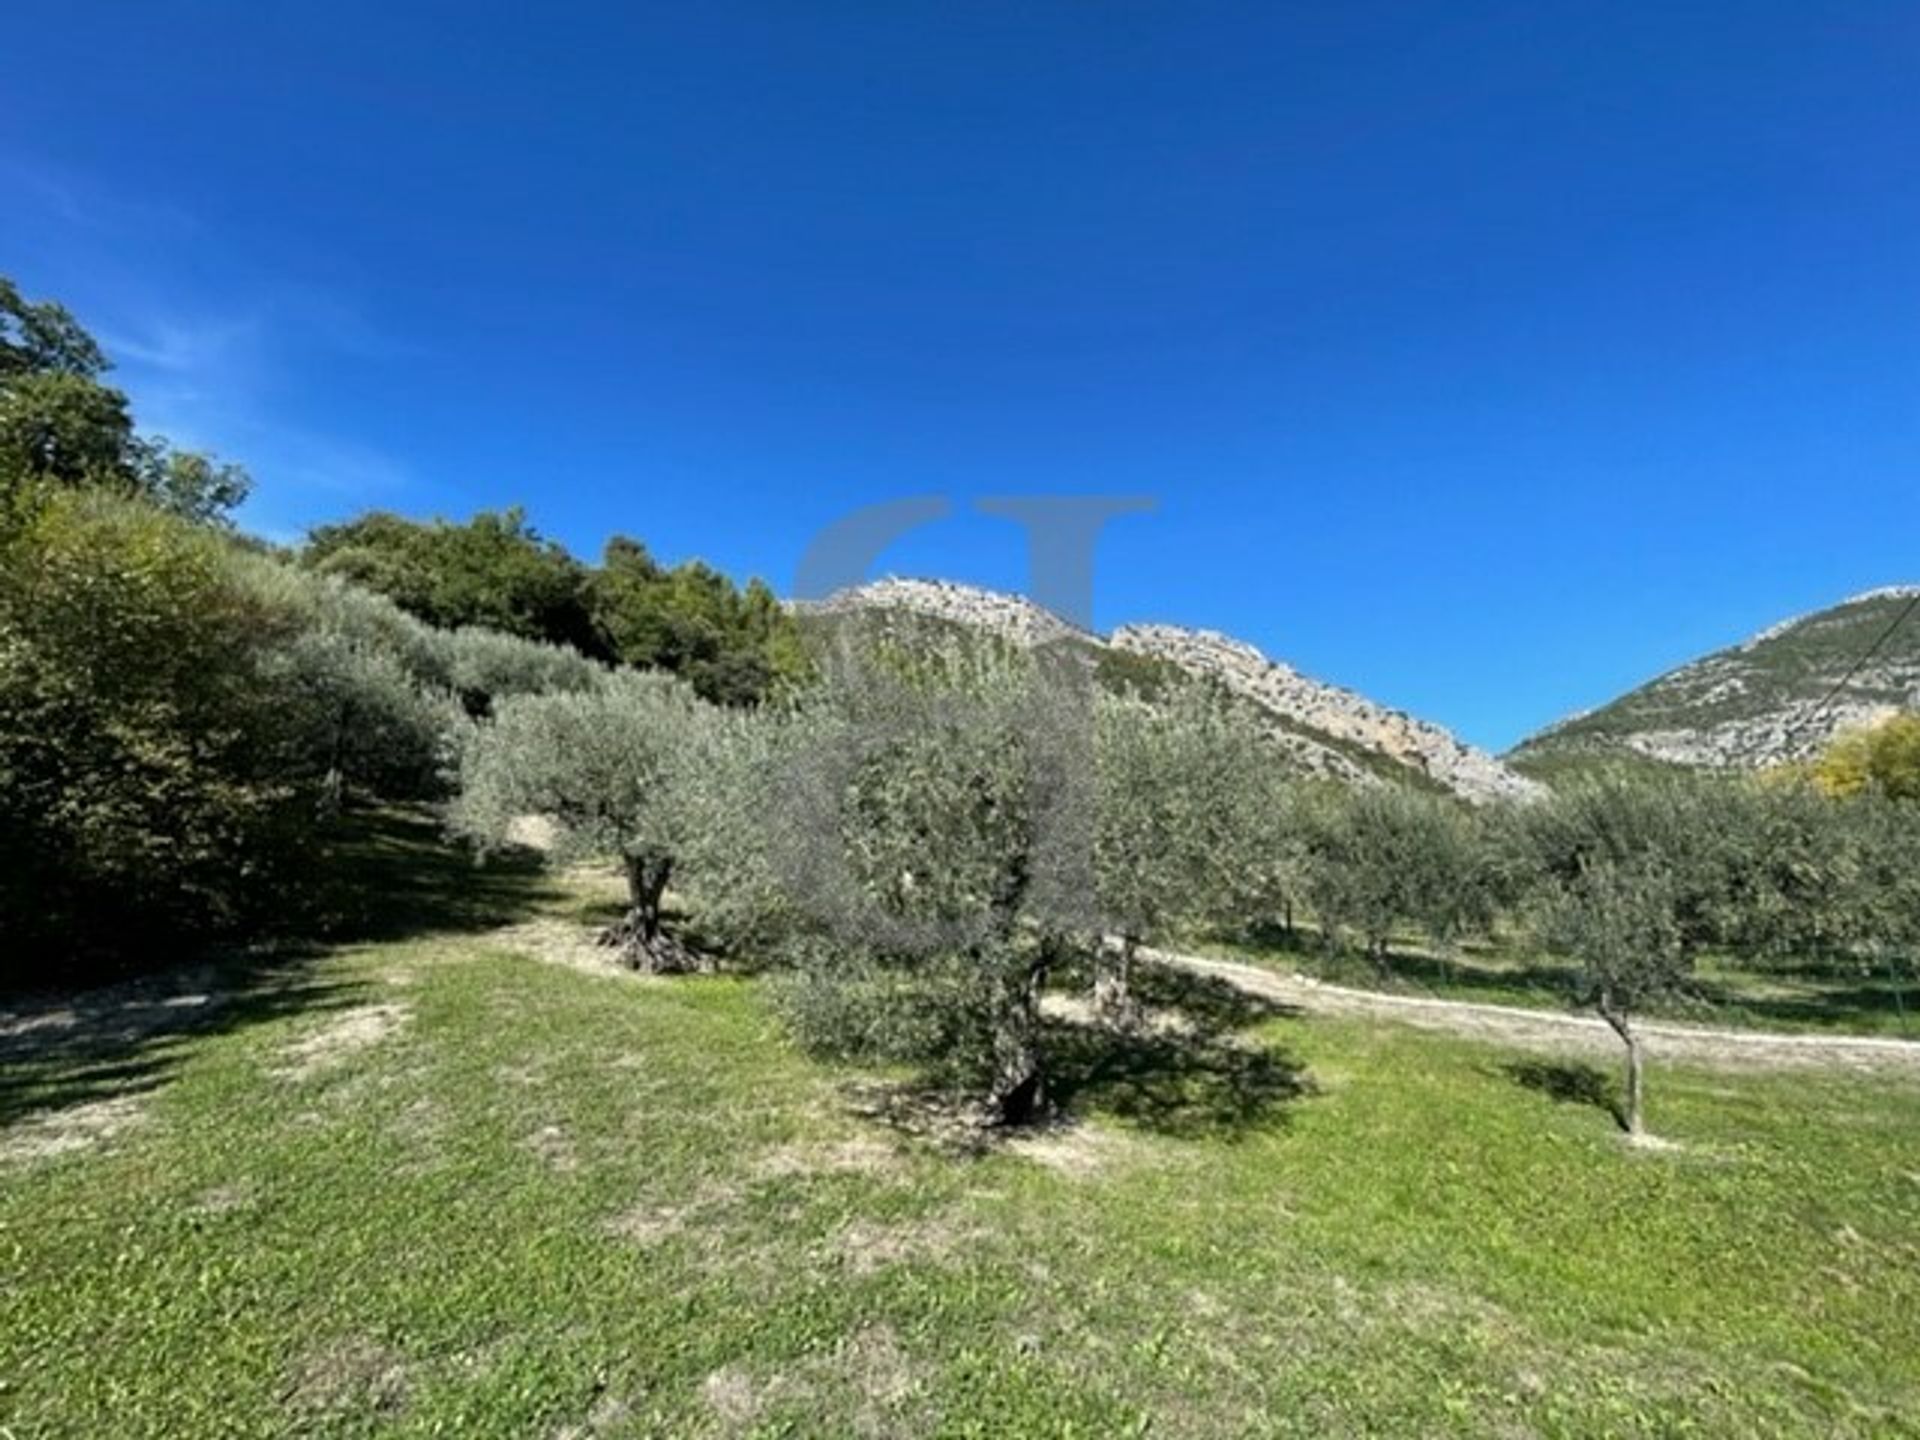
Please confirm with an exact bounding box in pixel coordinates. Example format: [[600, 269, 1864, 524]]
[[0, 370, 136, 490], [0, 277, 110, 378], [433, 624, 607, 715], [1518, 773, 1733, 1137], [246, 569, 469, 807], [303, 508, 602, 653], [767, 643, 1074, 1123], [451, 671, 712, 971], [133, 441, 253, 526], [1090, 683, 1275, 1020], [1537, 856, 1687, 1138], [1814, 713, 1920, 802], [589, 535, 808, 705], [1834, 795, 1920, 1029], [1306, 785, 1486, 975], [1, 276, 250, 521]]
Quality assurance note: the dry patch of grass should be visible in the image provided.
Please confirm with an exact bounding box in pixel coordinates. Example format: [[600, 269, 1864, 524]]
[[830, 1214, 985, 1276], [0, 1093, 148, 1165], [272, 1002, 410, 1081], [524, 1121, 580, 1173], [1003, 1120, 1151, 1180], [755, 1135, 904, 1180], [283, 1335, 410, 1422], [699, 1324, 929, 1438]]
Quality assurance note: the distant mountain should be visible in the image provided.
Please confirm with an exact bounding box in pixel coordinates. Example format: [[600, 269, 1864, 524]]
[[798, 578, 1540, 804], [1510, 587, 1920, 777]]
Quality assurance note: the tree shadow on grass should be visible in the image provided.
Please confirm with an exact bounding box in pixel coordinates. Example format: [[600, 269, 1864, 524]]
[[1128, 962, 1302, 1031], [1504, 1059, 1624, 1130], [1044, 1021, 1312, 1141], [0, 956, 360, 1130], [2, 806, 561, 1136], [309, 805, 566, 943], [1039, 959, 1312, 1142]]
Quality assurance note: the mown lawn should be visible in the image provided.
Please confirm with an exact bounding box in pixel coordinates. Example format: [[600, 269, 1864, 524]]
[[4, 844, 1920, 1436]]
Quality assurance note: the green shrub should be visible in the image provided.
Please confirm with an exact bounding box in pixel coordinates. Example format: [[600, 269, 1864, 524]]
[[0, 490, 322, 981]]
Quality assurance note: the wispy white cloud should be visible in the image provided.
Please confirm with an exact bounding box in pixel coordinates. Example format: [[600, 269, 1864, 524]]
[[98, 314, 262, 375], [2, 154, 201, 242], [6, 148, 420, 537]]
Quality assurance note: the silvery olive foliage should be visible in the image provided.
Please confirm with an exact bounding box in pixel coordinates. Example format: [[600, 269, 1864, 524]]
[[1535, 854, 1685, 1136], [435, 623, 608, 715], [764, 638, 1086, 1123], [1305, 784, 1493, 973], [1090, 682, 1279, 1017], [1511, 771, 1814, 1135], [450, 669, 712, 971]]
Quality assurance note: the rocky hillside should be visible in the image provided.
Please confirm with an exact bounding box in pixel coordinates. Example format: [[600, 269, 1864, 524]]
[[798, 577, 1097, 648], [1111, 623, 1542, 803], [1510, 586, 1920, 775], [800, 578, 1539, 803]]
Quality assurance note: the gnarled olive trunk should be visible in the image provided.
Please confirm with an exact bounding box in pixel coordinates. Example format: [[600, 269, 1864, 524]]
[[1598, 994, 1646, 1137], [599, 852, 696, 974], [988, 950, 1052, 1126]]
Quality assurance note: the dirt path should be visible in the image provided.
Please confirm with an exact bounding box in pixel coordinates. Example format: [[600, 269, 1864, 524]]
[[1144, 947, 1920, 1074]]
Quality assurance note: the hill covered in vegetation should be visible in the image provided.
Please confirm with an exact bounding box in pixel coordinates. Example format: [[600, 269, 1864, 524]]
[[1512, 587, 1920, 777]]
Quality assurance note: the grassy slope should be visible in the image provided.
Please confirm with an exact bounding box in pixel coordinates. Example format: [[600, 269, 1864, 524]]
[[5, 833, 1920, 1436]]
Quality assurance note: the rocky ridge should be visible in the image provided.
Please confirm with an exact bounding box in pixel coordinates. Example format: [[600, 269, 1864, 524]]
[[802, 577, 1539, 804], [1110, 623, 1543, 803]]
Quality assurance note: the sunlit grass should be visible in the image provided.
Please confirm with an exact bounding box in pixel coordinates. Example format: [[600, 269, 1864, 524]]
[[4, 837, 1919, 1436]]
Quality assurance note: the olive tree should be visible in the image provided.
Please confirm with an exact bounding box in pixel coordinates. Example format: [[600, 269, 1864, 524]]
[[1538, 856, 1686, 1138], [452, 670, 712, 971], [767, 641, 1077, 1124], [1306, 785, 1484, 976], [1090, 683, 1275, 1021], [1519, 773, 1731, 1137], [1837, 795, 1920, 1029]]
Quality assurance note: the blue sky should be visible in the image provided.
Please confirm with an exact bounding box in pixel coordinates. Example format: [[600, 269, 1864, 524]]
[[5, 2, 1917, 750]]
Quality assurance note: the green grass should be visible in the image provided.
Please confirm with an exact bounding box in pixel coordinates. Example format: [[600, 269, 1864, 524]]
[[1196, 922, 1920, 1039], [5, 826, 1920, 1436]]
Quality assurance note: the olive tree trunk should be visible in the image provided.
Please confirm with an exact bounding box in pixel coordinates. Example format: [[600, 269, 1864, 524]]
[[1598, 995, 1646, 1137], [599, 852, 697, 974], [988, 951, 1051, 1125], [1369, 932, 1392, 980], [1092, 933, 1142, 1027]]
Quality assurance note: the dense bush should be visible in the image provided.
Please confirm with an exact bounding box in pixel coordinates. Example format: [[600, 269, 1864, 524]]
[[1813, 713, 1920, 802], [303, 508, 604, 656], [588, 536, 810, 706], [0, 480, 611, 985], [0, 490, 322, 979], [300, 509, 808, 706]]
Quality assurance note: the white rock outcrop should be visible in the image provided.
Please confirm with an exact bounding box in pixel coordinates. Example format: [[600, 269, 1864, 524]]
[[803, 578, 1540, 804]]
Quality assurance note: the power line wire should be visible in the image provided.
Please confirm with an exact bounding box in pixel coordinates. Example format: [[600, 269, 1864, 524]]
[[1780, 590, 1920, 757]]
